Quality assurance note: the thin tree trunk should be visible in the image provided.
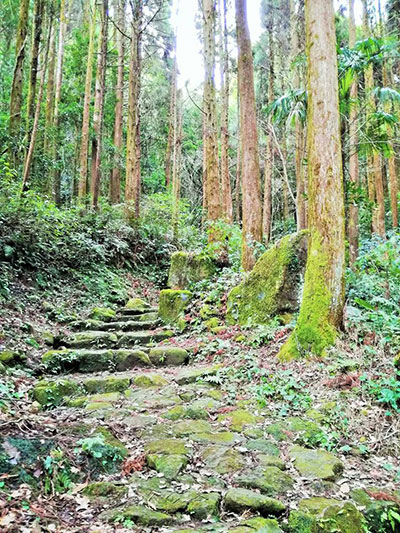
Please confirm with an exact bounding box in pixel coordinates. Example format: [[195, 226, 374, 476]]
[[9, 0, 30, 163], [91, 0, 109, 209], [290, 0, 306, 230], [235, 0, 262, 270], [348, 0, 360, 264], [263, 11, 274, 244], [235, 91, 241, 223], [202, 0, 221, 238], [52, 0, 68, 205], [279, 0, 345, 360], [165, 38, 177, 189], [22, 18, 53, 192], [219, 0, 233, 222], [172, 90, 183, 242], [110, 0, 125, 204], [26, 0, 45, 131], [78, 0, 97, 199], [44, 23, 56, 154], [125, 0, 142, 219]]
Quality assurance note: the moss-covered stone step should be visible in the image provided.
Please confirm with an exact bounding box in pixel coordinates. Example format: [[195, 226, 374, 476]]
[[97, 319, 160, 332], [63, 329, 173, 349], [224, 488, 285, 516], [121, 306, 159, 316]]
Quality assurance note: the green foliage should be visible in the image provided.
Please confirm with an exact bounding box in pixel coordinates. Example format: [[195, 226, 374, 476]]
[[255, 370, 312, 415], [74, 434, 126, 473], [362, 372, 400, 413], [43, 449, 74, 494]]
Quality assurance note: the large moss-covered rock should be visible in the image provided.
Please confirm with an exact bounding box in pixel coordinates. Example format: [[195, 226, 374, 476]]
[[350, 487, 399, 531], [226, 232, 309, 325], [133, 373, 169, 387], [33, 379, 82, 406], [83, 376, 130, 393], [217, 409, 259, 431], [187, 492, 220, 519], [168, 251, 216, 289], [201, 445, 245, 474], [159, 290, 192, 325], [232, 517, 283, 532], [124, 298, 151, 313], [145, 439, 190, 456], [147, 454, 188, 479], [101, 504, 173, 526], [224, 488, 285, 516], [173, 419, 212, 436], [149, 346, 189, 366], [89, 307, 116, 322], [288, 498, 365, 532], [236, 466, 294, 496], [83, 481, 127, 501], [289, 446, 343, 481]]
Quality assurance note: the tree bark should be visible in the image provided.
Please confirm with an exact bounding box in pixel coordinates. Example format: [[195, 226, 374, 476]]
[[44, 22, 56, 156], [9, 0, 30, 163], [125, 0, 142, 219], [348, 0, 360, 264], [172, 90, 183, 242], [235, 0, 262, 270], [91, 0, 109, 209], [165, 38, 177, 189], [78, 0, 97, 199], [263, 9, 274, 244], [219, 0, 233, 222], [52, 0, 68, 205], [202, 0, 222, 238], [110, 0, 125, 204], [26, 0, 45, 132], [279, 0, 345, 360]]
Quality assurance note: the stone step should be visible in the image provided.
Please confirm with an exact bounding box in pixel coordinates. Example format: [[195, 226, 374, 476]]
[[121, 306, 158, 317], [41, 345, 190, 373], [61, 329, 173, 350], [115, 311, 159, 323], [97, 320, 160, 332]]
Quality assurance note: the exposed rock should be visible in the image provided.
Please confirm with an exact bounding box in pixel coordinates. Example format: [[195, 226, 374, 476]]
[[288, 498, 364, 532], [66, 331, 118, 349], [83, 376, 130, 393], [163, 405, 209, 420], [149, 346, 189, 366], [224, 488, 285, 516], [187, 492, 220, 519], [231, 517, 283, 532], [289, 446, 343, 481], [236, 466, 294, 495], [89, 307, 116, 322], [33, 379, 81, 406], [226, 231, 309, 325], [266, 417, 322, 443], [350, 487, 400, 532], [147, 454, 188, 479], [168, 251, 216, 289], [144, 439, 190, 456], [175, 365, 220, 385], [124, 298, 151, 313], [101, 504, 173, 526], [192, 432, 240, 445], [201, 445, 245, 474], [257, 454, 286, 470], [246, 439, 280, 455], [218, 409, 259, 431], [83, 481, 126, 502], [159, 289, 193, 326], [133, 374, 169, 387]]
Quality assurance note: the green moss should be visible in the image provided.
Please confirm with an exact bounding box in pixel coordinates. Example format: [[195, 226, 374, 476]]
[[33, 379, 81, 406], [133, 374, 168, 387], [159, 289, 192, 325], [227, 232, 309, 326], [89, 307, 116, 321], [224, 488, 285, 516], [149, 346, 188, 366], [278, 231, 341, 361], [83, 481, 127, 500], [236, 466, 294, 496], [217, 409, 259, 431], [147, 454, 188, 479], [124, 298, 150, 312], [144, 438, 190, 456], [168, 251, 216, 289], [205, 317, 219, 330], [101, 504, 173, 526], [186, 492, 220, 519], [289, 446, 343, 481], [295, 498, 365, 533], [83, 376, 130, 393]]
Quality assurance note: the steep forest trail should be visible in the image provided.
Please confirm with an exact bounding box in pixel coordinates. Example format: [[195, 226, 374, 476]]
[[1, 295, 400, 532]]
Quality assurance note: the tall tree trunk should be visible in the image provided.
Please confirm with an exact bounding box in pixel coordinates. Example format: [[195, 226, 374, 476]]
[[172, 90, 183, 242], [202, 0, 221, 238], [78, 0, 96, 199], [91, 0, 108, 209], [110, 0, 125, 204], [348, 0, 360, 264], [52, 0, 68, 205], [363, 0, 385, 237], [22, 17, 53, 192], [125, 0, 142, 219], [44, 23, 56, 155], [279, 0, 345, 360], [9, 0, 30, 164], [165, 38, 177, 189], [26, 0, 45, 131], [290, 0, 306, 230], [263, 9, 274, 244], [219, 0, 233, 222], [235, 0, 262, 271]]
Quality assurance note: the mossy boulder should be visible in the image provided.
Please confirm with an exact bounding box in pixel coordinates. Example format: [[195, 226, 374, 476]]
[[289, 498, 365, 532], [236, 466, 294, 496], [289, 446, 343, 481], [159, 289, 193, 325], [163, 405, 209, 421], [83, 376, 130, 393], [266, 417, 322, 443], [124, 298, 150, 313], [201, 445, 245, 474], [33, 379, 81, 406], [350, 487, 400, 531], [226, 231, 309, 325], [144, 439, 190, 456], [217, 409, 259, 432], [83, 481, 127, 501], [187, 492, 220, 519], [147, 454, 188, 479], [66, 331, 118, 349], [0, 350, 22, 366], [133, 374, 169, 387], [192, 431, 239, 445], [149, 346, 189, 366], [89, 307, 116, 322], [0, 362, 5, 374], [175, 365, 220, 385], [173, 419, 212, 436], [224, 488, 285, 516], [101, 504, 173, 526], [232, 517, 283, 532], [246, 439, 280, 455], [168, 251, 216, 289]]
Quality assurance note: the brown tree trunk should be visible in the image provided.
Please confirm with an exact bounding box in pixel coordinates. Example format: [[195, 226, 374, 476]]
[[125, 0, 142, 219], [9, 0, 30, 163], [279, 0, 345, 360], [52, 0, 68, 205], [235, 0, 262, 270], [219, 0, 233, 222], [202, 0, 221, 238], [348, 0, 360, 264], [165, 38, 177, 189], [110, 0, 125, 204], [44, 23, 56, 155], [290, 0, 306, 230], [172, 90, 183, 242], [235, 90, 241, 223], [78, 0, 96, 199], [26, 0, 45, 131], [91, 0, 108, 209], [263, 11, 274, 244], [22, 17, 53, 192]]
